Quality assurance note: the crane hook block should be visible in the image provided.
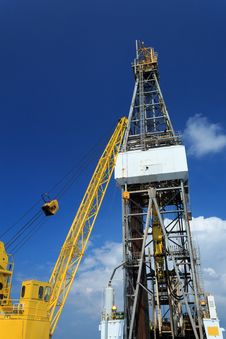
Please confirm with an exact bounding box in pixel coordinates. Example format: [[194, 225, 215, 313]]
[[42, 199, 59, 216]]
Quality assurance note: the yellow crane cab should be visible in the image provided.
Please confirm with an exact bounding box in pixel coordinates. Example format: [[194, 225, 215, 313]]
[[0, 117, 128, 339], [0, 280, 52, 339]]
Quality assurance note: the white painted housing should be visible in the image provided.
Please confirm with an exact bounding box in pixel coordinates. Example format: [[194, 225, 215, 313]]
[[104, 286, 114, 319], [203, 296, 224, 339], [203, 319, 224, 339], [207, 295, 218, 320], [115, 145, 188, 185], [99, 320, 124, 339]]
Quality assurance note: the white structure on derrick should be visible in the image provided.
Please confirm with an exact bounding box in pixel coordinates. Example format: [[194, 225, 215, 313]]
[[100, 41, 223, 339]]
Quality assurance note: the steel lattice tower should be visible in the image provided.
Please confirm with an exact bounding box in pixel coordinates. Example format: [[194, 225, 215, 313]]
[[115, 41, 207, 339]]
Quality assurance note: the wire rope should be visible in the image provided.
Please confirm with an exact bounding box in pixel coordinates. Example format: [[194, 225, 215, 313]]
[[2, 120, 116, 254], [0, 199, 42, 239], [6, 211, 43, 249], [11, 218, 47, 255]]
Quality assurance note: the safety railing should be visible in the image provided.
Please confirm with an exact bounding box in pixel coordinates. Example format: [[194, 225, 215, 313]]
[[0, 299, 49, 321]]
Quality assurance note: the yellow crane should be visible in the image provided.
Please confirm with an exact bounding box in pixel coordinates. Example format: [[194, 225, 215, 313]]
[[0, 117, 128, 339]]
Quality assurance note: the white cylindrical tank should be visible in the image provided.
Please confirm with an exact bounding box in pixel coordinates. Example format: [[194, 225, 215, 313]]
[[104, 286, 114, 319]]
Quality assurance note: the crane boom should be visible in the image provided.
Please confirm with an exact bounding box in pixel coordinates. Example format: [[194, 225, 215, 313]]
[[48, 117, 128, 335]]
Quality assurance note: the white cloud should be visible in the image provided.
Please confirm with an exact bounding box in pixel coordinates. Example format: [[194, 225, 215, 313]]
[[190, 216, 226, 325], [62, 216, 226, 334], [203, 267, 219, 279], [69, 242, 123, 317], [183, 114, 226, 157]]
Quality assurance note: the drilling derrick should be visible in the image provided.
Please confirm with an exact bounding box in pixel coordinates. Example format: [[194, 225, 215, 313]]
[[114, 41, 212, 339]]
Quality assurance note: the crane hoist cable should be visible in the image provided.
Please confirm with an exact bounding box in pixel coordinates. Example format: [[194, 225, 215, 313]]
[[45, 120, 115, 199], [0, 122, 116, 254], [11, 218, 48, 254], [0, 199, 42, 239], [54, 143, 102, 199], [48, 117, 128, 336], [5, 211, 43, 249], [0, 117, 127, 339], [5, 149, 97, 253], [46, 131, 106, 198], [1, 145, 101, 245]]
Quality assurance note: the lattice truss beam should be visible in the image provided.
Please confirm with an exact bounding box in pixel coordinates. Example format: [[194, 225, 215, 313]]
[[123, 41, 179, 151], [122, 182, 205, 339], [120, 41, 207, 339], [48, 117, 128, 335]]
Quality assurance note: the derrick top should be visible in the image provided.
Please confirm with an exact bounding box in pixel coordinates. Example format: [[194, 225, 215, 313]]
[[122, 40, 178, 151], [133, 40, 158, 76]]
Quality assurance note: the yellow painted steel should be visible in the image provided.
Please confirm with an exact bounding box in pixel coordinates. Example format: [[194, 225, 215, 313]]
[[135, 45, 158, 71], [42, 199, 59, 216], [48, 116, 128, 335], [0, 241, 8, 269], [0, 280, 51, 339], [122, 191, 130, 200], [0, 318, 50, 339], [0, 241, 13, 304], [207, 326, 220, 336], [152, 207, 164, 280], [0, 117, 127, 339]]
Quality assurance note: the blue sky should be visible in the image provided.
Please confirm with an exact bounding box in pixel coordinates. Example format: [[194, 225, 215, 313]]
[[0, 0, 226, 338]]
